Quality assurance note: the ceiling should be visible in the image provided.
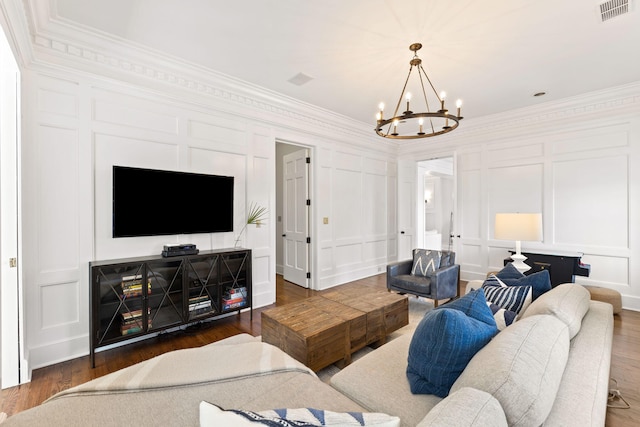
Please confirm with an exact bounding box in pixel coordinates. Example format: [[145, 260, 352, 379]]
[[38, 0, 640, 125]]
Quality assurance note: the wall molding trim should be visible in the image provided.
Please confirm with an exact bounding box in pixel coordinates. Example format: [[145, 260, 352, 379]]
[[10, 3, 398, 153], [398, 81, 640, 157]]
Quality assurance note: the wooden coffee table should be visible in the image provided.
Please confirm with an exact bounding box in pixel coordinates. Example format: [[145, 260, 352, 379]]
[[261, 292, 408, 371], [322, 289, 408, 348]]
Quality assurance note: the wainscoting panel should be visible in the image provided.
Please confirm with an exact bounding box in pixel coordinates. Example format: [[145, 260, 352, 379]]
[[487, 163, 543, 216], [93, 99, 179, 135], [461, 244, 482, 268], [553, 155, 628, 248], [580, 254, 629, 287], [36, 125, 80, 273], [460, 169, 481, 240], [188, 118, 247, 148], [37, 87, 78, 118], [333, 168, 362, 241], [487, 142, 544, 163], [552, 128, 628, 155], [40, 281, 80, 329], [363, 172, 387, 236], [363, 239, 387, 264], [334, 243, 364, 270]]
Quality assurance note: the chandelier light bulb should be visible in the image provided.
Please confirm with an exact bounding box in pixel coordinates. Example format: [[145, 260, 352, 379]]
[[456, 99, 463, 118], [418, 118, 424, 135], [405, 92, 412, 114], [392, 119, 399, 136], [440, 91, 446, 100]]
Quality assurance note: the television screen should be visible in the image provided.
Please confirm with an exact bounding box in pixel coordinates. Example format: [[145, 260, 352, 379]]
[[112, 166, 234, 237]]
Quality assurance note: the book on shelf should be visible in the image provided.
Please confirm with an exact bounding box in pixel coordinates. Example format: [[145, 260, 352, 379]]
[[188, 300, 212, 311], [121, 279, 152, 298], [120, 318, 152, 335], [120, 307, 150, 321], [223, 300, 246, 311]]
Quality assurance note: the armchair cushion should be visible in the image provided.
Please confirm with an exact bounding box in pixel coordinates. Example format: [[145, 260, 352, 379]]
[[411, 249, 441, 277]]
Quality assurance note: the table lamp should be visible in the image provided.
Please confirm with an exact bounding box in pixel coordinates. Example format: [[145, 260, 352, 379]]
[[494, 213, 543, 273]]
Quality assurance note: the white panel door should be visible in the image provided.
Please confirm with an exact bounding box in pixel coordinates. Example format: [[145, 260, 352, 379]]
[[0, 31, 21, 387], [282, 149, 309, 287]]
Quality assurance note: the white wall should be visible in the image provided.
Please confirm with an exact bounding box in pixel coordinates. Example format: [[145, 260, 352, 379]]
[[399, 83, 640, 311], [18, 65, 397, 370]]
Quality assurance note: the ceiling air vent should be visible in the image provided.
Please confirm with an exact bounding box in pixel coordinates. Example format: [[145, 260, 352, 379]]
[[599, 0, 630, 22]]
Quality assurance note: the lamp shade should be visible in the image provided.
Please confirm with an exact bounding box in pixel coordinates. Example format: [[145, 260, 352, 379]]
[[494, 213, 543, 241]]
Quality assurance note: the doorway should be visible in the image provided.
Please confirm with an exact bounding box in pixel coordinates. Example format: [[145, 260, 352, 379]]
[[275, 142, 311, 289], [417, 157, 457, 253]]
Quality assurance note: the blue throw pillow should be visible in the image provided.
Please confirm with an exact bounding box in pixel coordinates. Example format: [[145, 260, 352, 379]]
[[495, 262, 525, 280], [407, 290, 498, 397], [500, 269, 552, 300]]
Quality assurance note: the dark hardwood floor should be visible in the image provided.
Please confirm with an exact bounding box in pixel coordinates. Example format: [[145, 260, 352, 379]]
[[1, 273, 638, 426]]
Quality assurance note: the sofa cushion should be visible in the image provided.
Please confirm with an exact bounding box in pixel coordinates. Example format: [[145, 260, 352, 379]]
[[331, 333, 443, 427], [199, 402, 401, 426], [417, 387, 508, 427], [520, 283, 590, 339], [411, 249, 441, 277], [451, 315, 570, 427], [482, 277, 532, 315], [407, 290, 497, 397], [498, 269, 552, 300]]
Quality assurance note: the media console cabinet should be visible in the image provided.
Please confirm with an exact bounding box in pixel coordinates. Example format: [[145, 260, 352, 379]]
[[89, 248, 251, 367]]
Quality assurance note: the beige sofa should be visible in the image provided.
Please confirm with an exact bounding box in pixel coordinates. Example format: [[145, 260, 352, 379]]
[[4, 284, 613, 427]]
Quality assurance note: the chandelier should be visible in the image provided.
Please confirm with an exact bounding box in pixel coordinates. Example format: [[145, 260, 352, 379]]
[[375, 43, 463, 139]]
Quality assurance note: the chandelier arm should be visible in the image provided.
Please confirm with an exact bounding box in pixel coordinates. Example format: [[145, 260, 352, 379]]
[[417, 67, 437, 135], [419, 64, 442, 104], [391, 65, 415, 119]]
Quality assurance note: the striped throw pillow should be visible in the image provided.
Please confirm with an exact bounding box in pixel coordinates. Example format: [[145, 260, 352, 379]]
[[482, 275, 532, 315]]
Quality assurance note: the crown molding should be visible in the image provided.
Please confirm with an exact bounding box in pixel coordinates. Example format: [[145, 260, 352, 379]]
[[17, 1, 398, 154], [398, 80, 640, 156]]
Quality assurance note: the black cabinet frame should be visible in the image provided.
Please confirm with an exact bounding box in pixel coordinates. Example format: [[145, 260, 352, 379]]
[[90, 248, 251, 367]]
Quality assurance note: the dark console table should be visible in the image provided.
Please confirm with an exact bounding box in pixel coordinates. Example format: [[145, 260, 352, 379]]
[[90, 248, 251, 367], [504, 250, 590, 287]]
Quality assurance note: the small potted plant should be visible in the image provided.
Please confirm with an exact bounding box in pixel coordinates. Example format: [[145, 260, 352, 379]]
[[235, 202, 268, 247]]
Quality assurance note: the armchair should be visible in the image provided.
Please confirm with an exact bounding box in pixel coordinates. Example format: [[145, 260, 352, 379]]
[[386, 249, 459, 307]]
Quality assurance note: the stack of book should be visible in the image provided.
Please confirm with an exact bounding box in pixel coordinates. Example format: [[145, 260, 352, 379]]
[[121, 274, 151, 299], [120, 308, 151, 335], [188, 295, 212, 317], [222, 286, 247, 310]]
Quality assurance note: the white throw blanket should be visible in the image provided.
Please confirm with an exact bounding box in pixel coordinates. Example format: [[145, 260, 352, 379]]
[[48, 341, 315, 401]]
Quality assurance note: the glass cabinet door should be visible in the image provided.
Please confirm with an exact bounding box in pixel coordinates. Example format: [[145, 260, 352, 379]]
[[220, 251, 249, 313], [94, 262, 147, 345], [147, 259, 184, 329], [185, 255, 220, 320]]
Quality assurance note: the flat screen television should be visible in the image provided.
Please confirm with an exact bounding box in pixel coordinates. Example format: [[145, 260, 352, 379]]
[[112, 166, 234, 238]]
